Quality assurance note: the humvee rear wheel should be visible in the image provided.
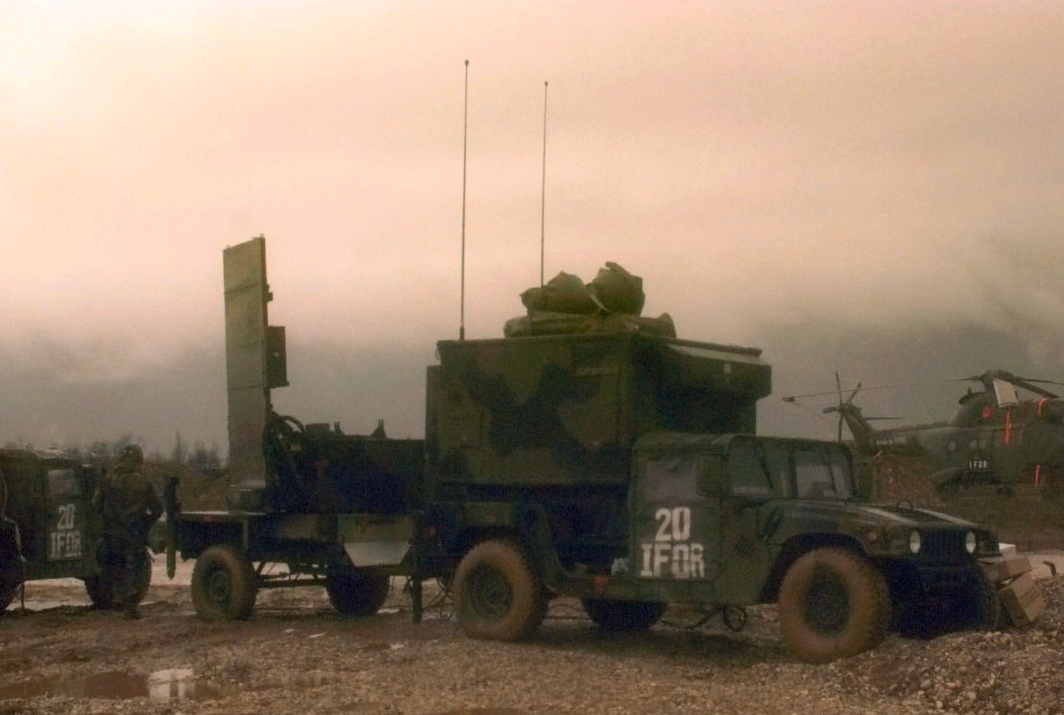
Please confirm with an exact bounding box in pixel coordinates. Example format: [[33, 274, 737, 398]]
[[191, 544, 258, 621], [0, 582, 18, 613], [325, 571, 391, 616], [85, 546, 152, 610], [778, 547, 890, 663], [1, 558, 21, 613], [454, 539, 544, 642], [581, 598, 667, 632]]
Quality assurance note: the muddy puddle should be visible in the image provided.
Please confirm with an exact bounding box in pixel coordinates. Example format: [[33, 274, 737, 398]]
[[0, 667, 220, 702]]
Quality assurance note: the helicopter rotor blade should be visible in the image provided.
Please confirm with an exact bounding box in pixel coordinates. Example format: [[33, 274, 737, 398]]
[[960, 370, 1061, 399], [782, 379, 934, 402]]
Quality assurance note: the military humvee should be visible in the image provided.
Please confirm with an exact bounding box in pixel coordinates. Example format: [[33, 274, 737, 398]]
[[0, 448, 151, 614], [424, 334, 1002, 660], [167, 236, 1002, 663]]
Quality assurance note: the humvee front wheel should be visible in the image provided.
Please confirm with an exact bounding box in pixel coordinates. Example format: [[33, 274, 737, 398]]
[[325, 571, 391, 616], [582, 598, 667, 632], [956, 567, 1003, 631], [454, 539, 544, 641], [778, 547, 890, 663], [191, 544, 258, 621], [899, 566, 1002, 637]]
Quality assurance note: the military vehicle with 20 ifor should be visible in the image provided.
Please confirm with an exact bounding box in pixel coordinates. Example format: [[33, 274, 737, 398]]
[[1, 449, 152, 616], [165, 236, 1001, 663]]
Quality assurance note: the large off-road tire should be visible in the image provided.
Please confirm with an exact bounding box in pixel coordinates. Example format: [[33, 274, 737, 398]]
[[191, 544, 258, 621], [0, 559, 20, 614], [894, 566, 1003, 638], [84, 547, 152, 610], [953, 567, 1003, 631], [454, 539, 545, 642], [0, 583, 17, 614], [778, 547, 890, 663], [582, 598, 667, 632], [325, 571, 391, 616]]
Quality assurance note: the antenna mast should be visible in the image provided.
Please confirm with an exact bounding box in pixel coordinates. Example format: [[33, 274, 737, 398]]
[[540, 80, 548, 287], [459, 60, 469, 341]]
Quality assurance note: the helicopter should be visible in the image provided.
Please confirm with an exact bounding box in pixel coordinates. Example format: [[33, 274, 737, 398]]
[[785, 370, 1064, 496]]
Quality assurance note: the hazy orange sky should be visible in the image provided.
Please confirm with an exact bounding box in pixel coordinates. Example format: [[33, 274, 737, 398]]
[[3, 1, 1063, 453]]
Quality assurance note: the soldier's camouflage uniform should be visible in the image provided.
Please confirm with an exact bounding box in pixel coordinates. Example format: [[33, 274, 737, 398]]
[[0, 473, 24, 616], [97, 446, 162, 619]]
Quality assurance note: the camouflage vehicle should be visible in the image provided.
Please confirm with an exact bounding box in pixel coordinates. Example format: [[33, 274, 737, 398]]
[[167, 237, 1001, 663], [424, 335, 1002, 659], [0, 448, 152, 614]]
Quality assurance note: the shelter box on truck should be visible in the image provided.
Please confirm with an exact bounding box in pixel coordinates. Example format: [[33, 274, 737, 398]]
[[427, 333, 772, 487], [423, 333, 770, 573]]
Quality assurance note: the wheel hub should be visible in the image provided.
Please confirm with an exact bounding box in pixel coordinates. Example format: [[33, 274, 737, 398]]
[[805, 569, 849, 634], [469, 566, 512, 618]]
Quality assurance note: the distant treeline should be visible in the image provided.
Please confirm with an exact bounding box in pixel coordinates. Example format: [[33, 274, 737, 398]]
[[2, 431, 224, 474]]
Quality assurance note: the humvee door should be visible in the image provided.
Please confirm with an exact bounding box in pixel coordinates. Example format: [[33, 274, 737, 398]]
[[630, 451, 720, 587]]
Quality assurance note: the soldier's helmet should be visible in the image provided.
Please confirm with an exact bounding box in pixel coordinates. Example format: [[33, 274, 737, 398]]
[[120, 444, 144, 466]]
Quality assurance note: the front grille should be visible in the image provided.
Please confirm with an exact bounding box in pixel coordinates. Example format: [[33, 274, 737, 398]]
[[921, 531, 967, 562]]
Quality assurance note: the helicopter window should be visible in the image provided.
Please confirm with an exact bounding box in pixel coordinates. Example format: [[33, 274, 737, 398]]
[[794, 447, 851, 500], [46, 469, 81, 499]]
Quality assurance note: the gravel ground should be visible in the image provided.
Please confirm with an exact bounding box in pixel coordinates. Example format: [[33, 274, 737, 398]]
[[1, 562, 1062, 715]]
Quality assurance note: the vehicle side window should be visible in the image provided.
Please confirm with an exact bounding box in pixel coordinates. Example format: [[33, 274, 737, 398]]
[[643, 454, 699, 502], [47, 469, 81, 499], [794, 448, 851, 499]]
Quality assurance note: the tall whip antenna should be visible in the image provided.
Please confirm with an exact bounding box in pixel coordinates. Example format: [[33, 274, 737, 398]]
[[540, 80, 548, 287], [459, 59, 469, 341]]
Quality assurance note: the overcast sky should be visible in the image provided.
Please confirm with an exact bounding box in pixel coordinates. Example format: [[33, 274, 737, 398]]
[[3, 1, 1063, 454]]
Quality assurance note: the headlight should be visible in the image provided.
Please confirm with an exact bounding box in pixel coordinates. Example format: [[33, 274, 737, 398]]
[[908, 530, 922, 554], [965, 531, 977, 554]]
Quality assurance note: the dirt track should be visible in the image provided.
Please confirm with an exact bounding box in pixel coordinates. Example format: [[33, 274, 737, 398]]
[[2, 558, 1063, 715]]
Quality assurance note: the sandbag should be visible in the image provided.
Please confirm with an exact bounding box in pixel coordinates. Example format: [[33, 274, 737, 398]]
[[520, 272, 597, 314], [588, 262, 644, 315]]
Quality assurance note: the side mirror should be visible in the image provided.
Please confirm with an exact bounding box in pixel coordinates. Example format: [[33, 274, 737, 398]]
[[697, 455, 725, 497]]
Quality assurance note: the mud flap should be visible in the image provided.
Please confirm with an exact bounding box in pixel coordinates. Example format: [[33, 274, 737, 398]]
[[339, 514, 415, 567]]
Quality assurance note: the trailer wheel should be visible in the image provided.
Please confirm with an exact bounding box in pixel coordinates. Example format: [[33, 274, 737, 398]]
[[325, 572, 391, 616], [191, 544, 257, 621], [85, 546, 152, 610], [454, 539, 544, 642], [777, 547, 890, 663], [581, 598, 667, 632]]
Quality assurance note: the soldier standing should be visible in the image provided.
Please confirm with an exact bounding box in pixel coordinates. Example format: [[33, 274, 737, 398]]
[[0, 473, 25, 617], [96, 445, 162, 619]]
